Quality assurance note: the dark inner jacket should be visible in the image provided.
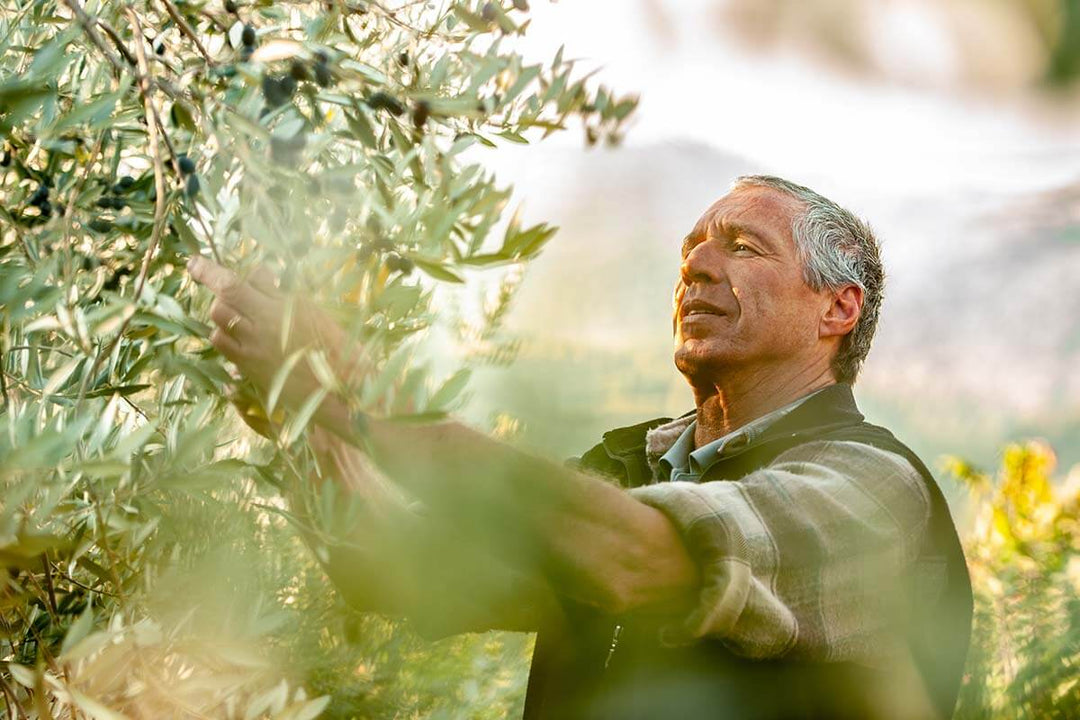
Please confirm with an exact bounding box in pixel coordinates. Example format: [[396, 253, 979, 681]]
[[522, 383, 973, 720]]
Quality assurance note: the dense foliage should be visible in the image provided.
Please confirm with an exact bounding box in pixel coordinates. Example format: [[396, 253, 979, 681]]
[[950, 442, 1080, 719], [0, 1, 636, 716]]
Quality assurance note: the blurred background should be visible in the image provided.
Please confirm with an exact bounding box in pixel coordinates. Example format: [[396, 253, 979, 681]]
[[464, 0, 1080, 515]]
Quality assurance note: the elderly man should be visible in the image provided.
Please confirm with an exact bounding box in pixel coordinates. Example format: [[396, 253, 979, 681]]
[[188, 175, 972, 719]]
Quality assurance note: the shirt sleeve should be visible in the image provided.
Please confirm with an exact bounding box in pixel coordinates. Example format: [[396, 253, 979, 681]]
[[627, 439, 932, 665]]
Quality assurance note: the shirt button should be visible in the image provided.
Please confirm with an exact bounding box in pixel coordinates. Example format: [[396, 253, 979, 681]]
[[724, 435, 749, 453]]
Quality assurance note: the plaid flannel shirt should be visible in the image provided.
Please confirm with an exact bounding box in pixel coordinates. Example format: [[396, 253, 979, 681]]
[[628, 391, 939, 668]]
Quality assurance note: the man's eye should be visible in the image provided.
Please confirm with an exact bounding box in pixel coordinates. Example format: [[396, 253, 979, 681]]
[[732, 241, 754, 254]]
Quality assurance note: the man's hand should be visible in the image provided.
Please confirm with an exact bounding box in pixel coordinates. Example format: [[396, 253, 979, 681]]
[[187, 256, 363, 417]]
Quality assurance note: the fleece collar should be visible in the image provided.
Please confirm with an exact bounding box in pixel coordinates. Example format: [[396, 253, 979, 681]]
[[639, 383, 863, 481]]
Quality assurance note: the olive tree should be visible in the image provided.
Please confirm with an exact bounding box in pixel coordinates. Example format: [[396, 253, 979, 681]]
[[0, 1, 636, 716]]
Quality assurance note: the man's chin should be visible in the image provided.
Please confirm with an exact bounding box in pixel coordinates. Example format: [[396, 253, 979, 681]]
[[673, 342, 733, 378]]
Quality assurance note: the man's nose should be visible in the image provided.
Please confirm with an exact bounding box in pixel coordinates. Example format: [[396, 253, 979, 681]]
[[680, 239, 724, 287]]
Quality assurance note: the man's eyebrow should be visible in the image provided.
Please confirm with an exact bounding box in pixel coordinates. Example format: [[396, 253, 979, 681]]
[[681, 219, 773, 254], [680, 234, 697, 257], [719, 219, 772, 246]]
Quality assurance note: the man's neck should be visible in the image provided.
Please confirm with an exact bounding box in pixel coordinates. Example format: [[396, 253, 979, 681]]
[[692, 364, 836, 448]]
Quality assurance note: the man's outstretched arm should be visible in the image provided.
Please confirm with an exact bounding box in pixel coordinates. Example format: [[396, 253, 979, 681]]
[[297, 428, 563, 637], [188, 256, 700, 617], [320, 406, 702, 617]]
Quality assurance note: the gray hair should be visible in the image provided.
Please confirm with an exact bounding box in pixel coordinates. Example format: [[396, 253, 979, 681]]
[[731, 174, 884, 384]]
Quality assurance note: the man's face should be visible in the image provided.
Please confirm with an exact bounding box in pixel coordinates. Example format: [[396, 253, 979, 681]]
[[673, 185, 832, 383]]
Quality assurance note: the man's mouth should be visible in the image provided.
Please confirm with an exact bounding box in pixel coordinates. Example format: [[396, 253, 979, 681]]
[[680, 299, 726, 319]]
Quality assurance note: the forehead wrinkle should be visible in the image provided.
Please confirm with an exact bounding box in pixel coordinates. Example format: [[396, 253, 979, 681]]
[[682, 187, 799, 256]]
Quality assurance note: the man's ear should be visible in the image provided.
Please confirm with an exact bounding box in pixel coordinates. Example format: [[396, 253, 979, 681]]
[[820, 284, 863, 340]]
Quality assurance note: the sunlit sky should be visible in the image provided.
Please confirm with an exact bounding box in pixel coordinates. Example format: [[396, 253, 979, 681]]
[[509, 0, 1080, 198], [462, 0, 1080, 464]]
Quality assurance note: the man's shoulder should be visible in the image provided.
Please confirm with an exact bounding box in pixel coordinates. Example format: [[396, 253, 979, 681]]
[[807, 421, 936, 479]]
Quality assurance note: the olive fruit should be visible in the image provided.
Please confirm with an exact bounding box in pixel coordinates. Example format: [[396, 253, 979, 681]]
[[88, 218, 113, 233], [386, 253, 414, 275], [225, 0, 238, 12], [95, 196, 118, 209], [118, 175, 135, 190], [397, 51, 409, 67], [313, 61, 333, 88], [38, 201, 52, 218], [367, 91, 404, 116], [29, 185, 49, 206], [289, 60, 309, 81], [185, 174, 200, 198], [1, 149, 10, 167], [177, 154, 196, 175], [241, 24, 256, 47], [481, 2, 496, 21], [155, 41, 166, 56], [262, 74, 296, 107], [411, 100, 430, 129]]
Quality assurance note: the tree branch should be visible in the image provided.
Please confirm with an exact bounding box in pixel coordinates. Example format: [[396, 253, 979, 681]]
[[61, 0, 129, 76], [160, 0, 215, 66]]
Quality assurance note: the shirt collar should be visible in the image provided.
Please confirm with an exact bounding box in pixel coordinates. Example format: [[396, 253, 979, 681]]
[[656, 386, 833, 481]]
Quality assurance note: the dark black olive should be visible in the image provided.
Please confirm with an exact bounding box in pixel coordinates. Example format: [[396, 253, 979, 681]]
[[118, 175, 135, 189], [386, 253, 414, 275], [313, 61, 333, 88], [280, 74, 297, 97], [177, 154, 196, 175], [155, 41, 165, 56], [95, 196, 117, 209], [38, 200, 52, 218], [367, 91, 404, 116], [411, 100, 430, 129], [397, 51, 409, 67], [29, 185, 49, 206], [289, 60, 309, 81], [185, 174, 200, 198], [88, 218, 113, 233], [241, 24, 256, 47], [225, 0, 238, 12], [262, 75, 294, 108]]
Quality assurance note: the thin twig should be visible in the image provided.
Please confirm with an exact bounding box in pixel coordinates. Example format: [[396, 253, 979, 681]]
[[0, 675, 21, 720], [59, 131, 105, 257], [96, 18, 137, 67], [0, 320, 10, 416], [160, 0, 215, 66], [61, 0, 129, 76], [77, 7, 173, 404], [54, 570, 119, 599], [126, 8, 168, 305], [40, 554, 58, 617]]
